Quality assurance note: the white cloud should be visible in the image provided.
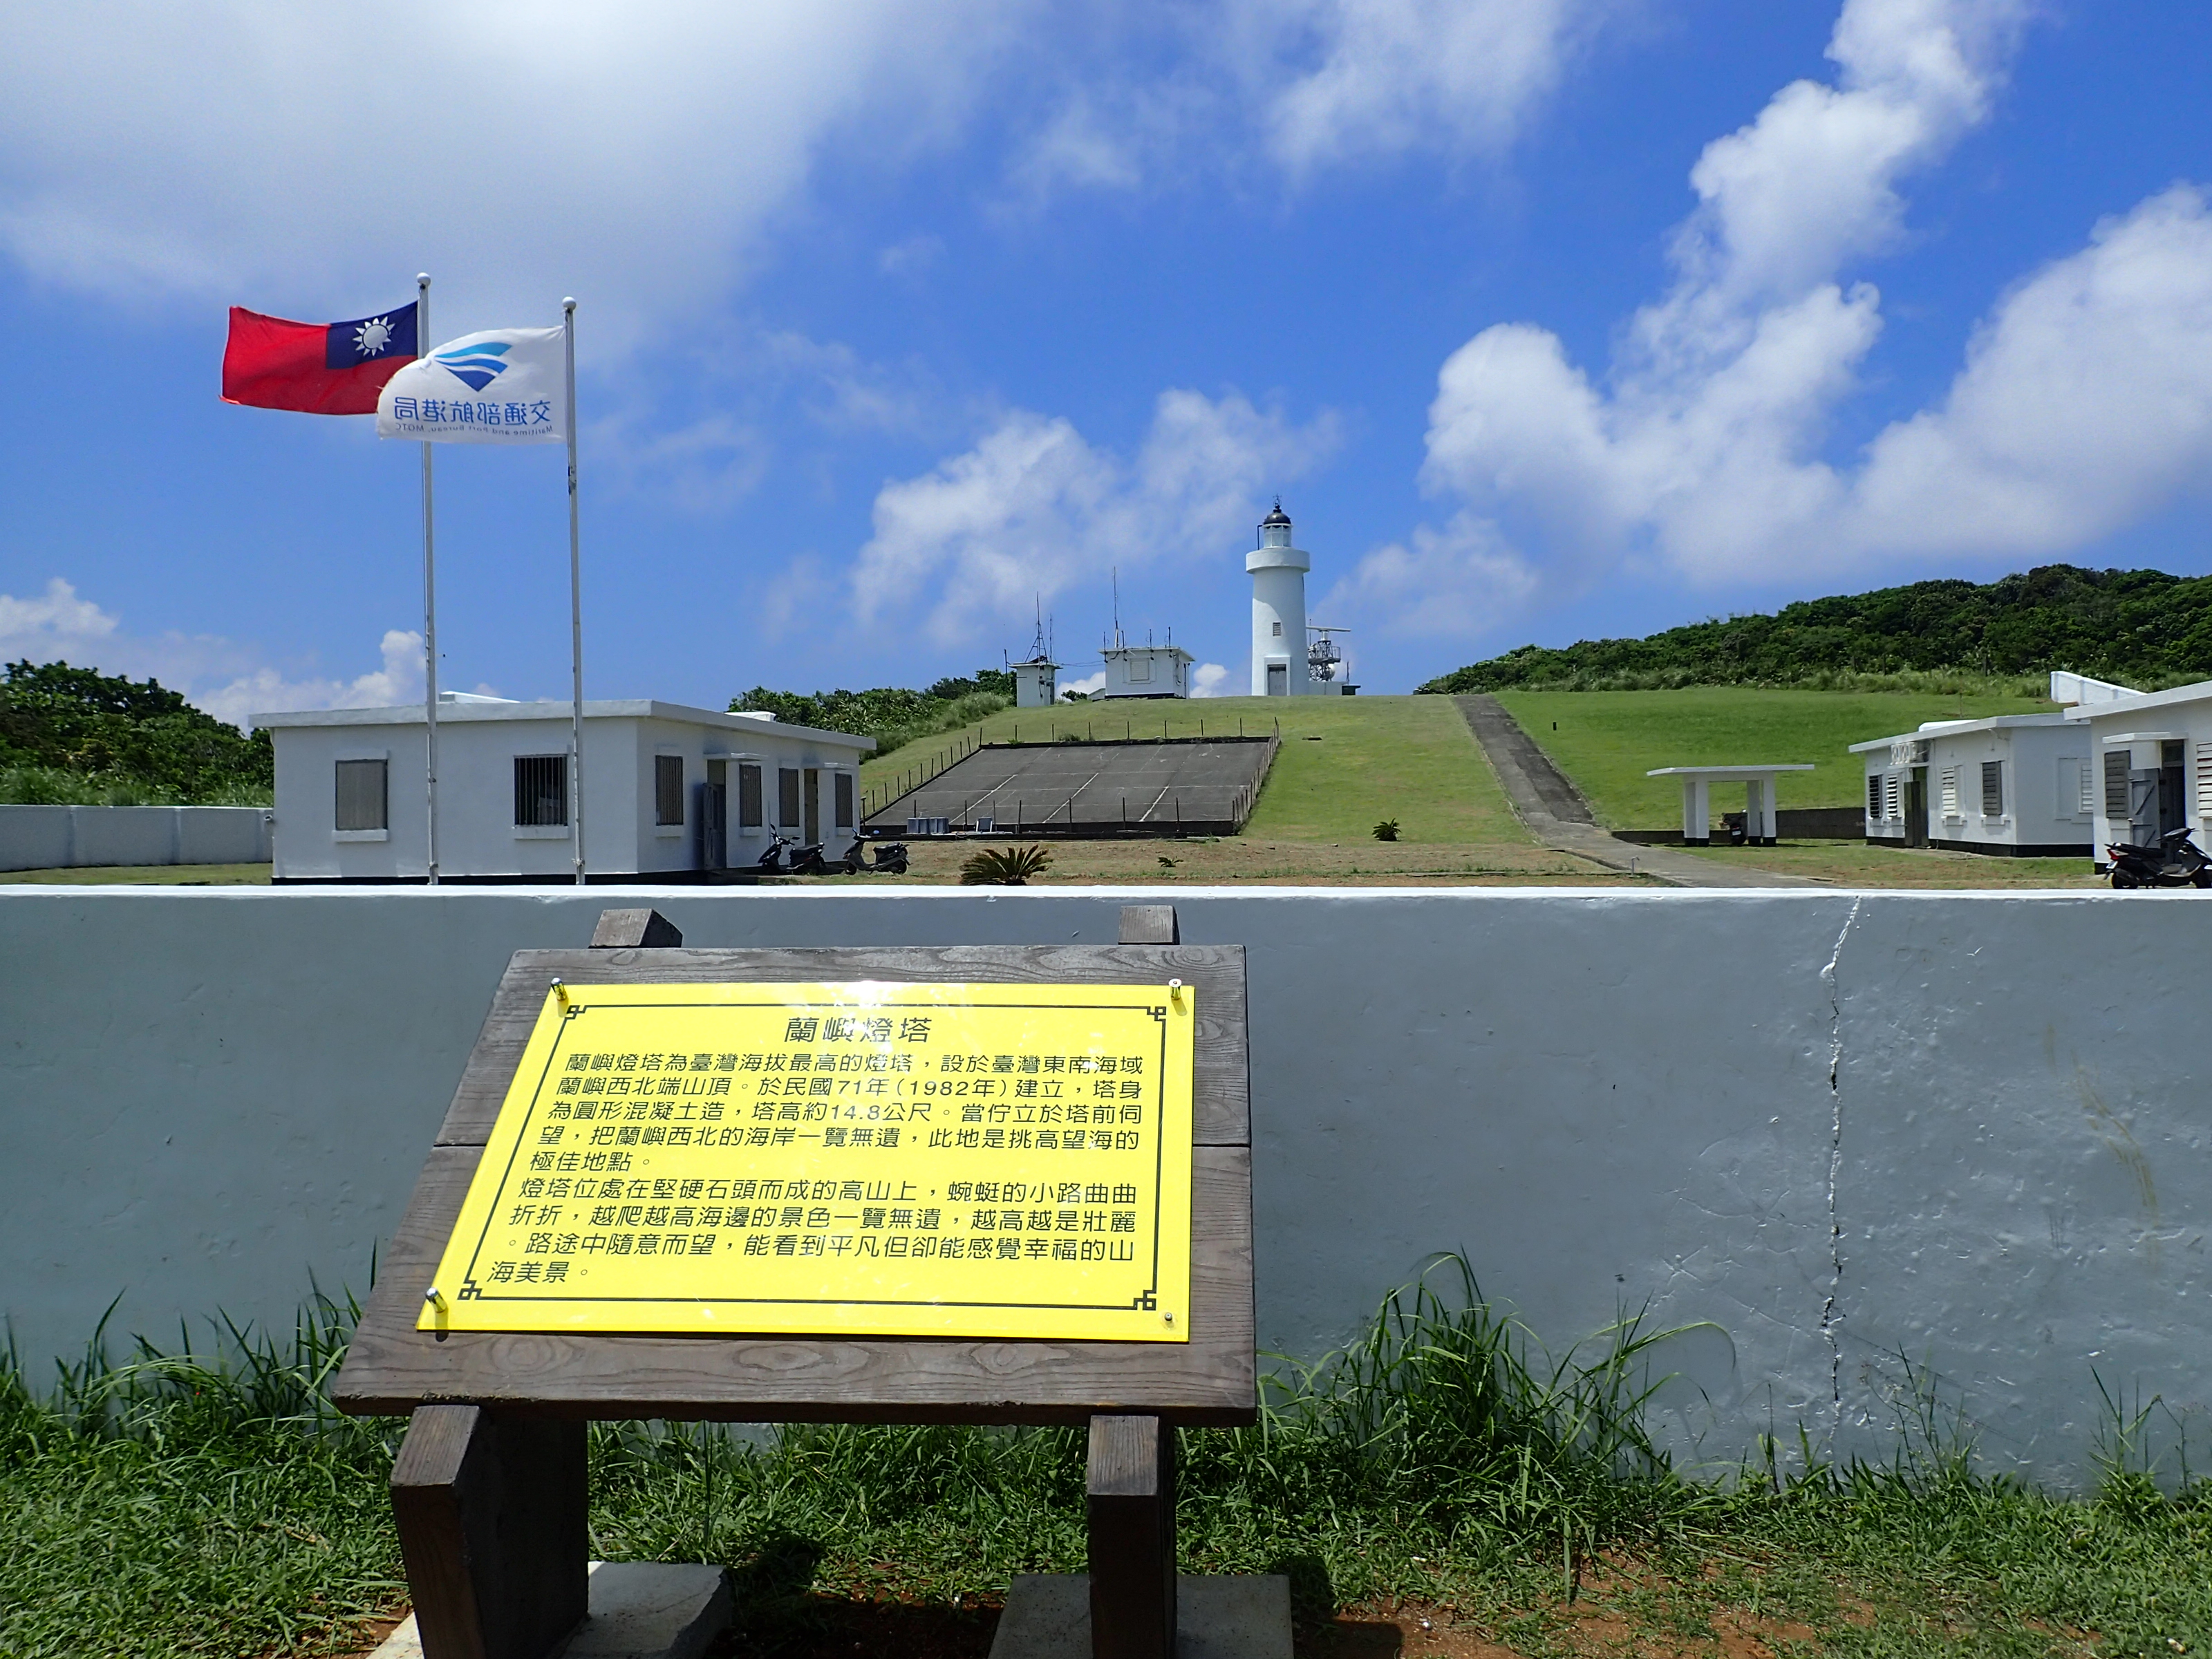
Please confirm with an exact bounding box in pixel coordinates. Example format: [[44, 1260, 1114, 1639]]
[[1337, 0, 2212, 641], [1251, 0, 1615, 174], [0, 577, 429, 729], [0, 1, 1031, 331], [1318, 512, 1539, 639], [1005, 0, 1613, 198], [877, 234, 947, 276], [1061, 671, 1107, 698], [852, 388, 1338, 645], [1191, 662, 1232, 695]]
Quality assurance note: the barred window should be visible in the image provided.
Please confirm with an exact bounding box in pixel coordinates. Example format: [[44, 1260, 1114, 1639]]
[[655, 755, 684, 825], [1980, 760, 2003, 818], [778, 767, 801, 828], [335, 759, 387, 832], [834, 771, 855, 830], [2103, 750, 2130, 819], [514, 754, 568, 827], [737, 763, 764, 829]]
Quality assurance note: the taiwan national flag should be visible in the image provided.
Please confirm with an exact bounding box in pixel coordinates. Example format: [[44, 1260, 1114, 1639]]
[[221, 303, 419, 415]]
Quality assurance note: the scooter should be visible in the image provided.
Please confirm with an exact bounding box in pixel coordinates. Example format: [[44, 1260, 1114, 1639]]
[[781, 841, 830, 877], [2106, 825, 2212, 888], [861, 840, 908, 874], [750, 834, 792, 874]]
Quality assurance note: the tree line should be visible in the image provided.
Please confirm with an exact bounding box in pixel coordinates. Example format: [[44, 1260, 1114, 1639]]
[[1418, 565, 2212, 694], [1, 660, 273, 804]]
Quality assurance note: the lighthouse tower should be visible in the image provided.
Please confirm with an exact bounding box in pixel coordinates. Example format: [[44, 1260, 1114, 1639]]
[[1247, 500, 1310, 696]]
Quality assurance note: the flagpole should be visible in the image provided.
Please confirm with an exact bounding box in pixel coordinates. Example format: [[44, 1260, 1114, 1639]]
[[563, 297, 585, 887], [418, 272, 440, 885]]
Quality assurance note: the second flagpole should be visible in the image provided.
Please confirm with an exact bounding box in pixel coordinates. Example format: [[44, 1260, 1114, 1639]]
[[418, 272, 440, 885], [563, 297, 586, 887]]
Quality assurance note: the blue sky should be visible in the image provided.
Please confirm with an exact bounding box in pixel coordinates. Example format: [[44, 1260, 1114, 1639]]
[[2, 0, 2208, 722]]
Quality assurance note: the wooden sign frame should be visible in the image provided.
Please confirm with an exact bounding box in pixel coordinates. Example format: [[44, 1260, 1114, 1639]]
[[333, 905, 1257, 1659]]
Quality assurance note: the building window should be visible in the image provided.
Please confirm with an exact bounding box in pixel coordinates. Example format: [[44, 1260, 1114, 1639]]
[[1938, 767, 1959, 820], [1882, 772, 1900, 821], [1271, 621, 1282, 637], [655, 754, 684, 825], [1128, 656, 1152, 683], [1980, 760, 2003, 817], [2197, 743, 2212, 828], [335, 759, 388, 832], [514, 755, 568, 827], [2062, 758, 2092, 818], [2104, 750, 2131, 819], [737, 763, 764, 829], [834, 771, 855, 830], [1866, 774, 1882, 819], [778, 767, 801, 828]]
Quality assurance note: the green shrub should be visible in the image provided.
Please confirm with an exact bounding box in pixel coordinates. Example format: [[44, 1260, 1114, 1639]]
[[959, 843, 1053, 885]]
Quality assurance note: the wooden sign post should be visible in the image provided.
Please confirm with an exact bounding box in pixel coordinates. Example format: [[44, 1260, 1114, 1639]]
[[335, 904, 1274, 1659]]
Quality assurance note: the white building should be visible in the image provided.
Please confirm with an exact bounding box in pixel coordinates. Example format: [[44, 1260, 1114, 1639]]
[[1011, 654, 1058, 708], [2061, 675, 2212, 859], [1100, 641, 1192, 700], [1248, 503, 1310, 697], [261, 696, 872, 883], [1851, 693, 2110, 856]]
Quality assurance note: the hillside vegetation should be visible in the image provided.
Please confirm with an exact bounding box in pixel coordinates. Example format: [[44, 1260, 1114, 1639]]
[[731, 670, 1012, 762], [1421, 565, 2212, 693], [0, 660, 272, 805]]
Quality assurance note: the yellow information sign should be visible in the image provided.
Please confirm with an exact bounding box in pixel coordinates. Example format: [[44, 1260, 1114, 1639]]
[[421, 981, 1194, 1341]]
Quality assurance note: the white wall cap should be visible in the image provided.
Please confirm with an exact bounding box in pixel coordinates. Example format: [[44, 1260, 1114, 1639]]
[[2050, 670, 2139, 705], [2062, 677, 2212, 720]]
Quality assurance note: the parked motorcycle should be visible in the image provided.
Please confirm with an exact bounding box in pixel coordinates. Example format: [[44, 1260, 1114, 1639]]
[[781, 841, 830, 877], [2106, 826, 2212, 888], [863, 840, 909, 875], [750, 835, 792, 874]]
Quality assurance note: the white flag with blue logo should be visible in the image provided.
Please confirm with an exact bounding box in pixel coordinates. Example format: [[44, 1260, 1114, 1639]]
[[376, 328, 565, 444]]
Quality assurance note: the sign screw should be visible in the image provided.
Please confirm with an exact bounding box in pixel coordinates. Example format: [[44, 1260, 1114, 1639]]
[[1168, 978, 1183, 1006], [424, 1286, 447, 1309], [551, 977, 569, 1008]]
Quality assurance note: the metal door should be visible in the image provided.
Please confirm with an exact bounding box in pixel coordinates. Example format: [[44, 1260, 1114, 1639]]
[[1266, 664, 1286, 695], [1906, 769, 1928, 847], [803, 769, 821, 844]]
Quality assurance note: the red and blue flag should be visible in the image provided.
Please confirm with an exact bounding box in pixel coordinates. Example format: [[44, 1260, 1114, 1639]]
[[221, 303, 419, 415]]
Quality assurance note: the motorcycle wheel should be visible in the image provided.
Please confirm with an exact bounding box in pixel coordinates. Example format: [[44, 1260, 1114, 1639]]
[[2195, 870, 2212, 889], [2112, 871, 2140, 889]]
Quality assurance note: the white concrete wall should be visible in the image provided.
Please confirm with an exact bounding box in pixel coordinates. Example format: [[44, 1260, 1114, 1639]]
[[1248, 565, 1309, 697], [0, 805, 273, 871], [2, 885, 2204, 1489], [1925, 725, 2094, 852]]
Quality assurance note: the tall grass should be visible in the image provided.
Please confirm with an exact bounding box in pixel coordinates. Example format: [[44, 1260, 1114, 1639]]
[[6, 1259, 2211, 1656], [0, 764, 273, 807]]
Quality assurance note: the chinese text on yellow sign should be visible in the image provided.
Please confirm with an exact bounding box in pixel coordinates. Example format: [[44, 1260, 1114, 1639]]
[[422, 982, 1194, 1341]]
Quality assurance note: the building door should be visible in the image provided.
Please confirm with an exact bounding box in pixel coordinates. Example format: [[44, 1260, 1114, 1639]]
[[700, 759, 727, 872], [803, 768, 821, 844], [1906, 768, 1928, 847], [2159, 740, 2186, 837], [1266, 663, 1286, 696]]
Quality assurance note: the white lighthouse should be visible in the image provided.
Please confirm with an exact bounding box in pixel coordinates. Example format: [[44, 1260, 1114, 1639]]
[[1247, 500, 1310, 696]]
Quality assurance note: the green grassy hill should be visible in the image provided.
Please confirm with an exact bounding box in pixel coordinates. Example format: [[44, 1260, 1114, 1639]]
[[1422, 564, 2212, 693], [861, 695, 1528, 844], [1497, 686, 2059, 827]]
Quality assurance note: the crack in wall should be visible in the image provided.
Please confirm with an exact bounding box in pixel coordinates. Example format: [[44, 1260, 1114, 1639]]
[[1818, 896, 1862, 1430]]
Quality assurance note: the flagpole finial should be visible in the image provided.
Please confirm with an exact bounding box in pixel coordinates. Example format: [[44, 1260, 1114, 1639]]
[[417, 272, 430, 285], [563, 297, 577, 312]]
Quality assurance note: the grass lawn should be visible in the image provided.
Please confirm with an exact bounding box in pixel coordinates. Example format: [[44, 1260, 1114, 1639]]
[[6, 1282, 2207, 1659], [0, 861, 272, 885], [1494, 688, 2061, 830], [1680, 841, 2103, 889], [863, 695, 1529, 846]]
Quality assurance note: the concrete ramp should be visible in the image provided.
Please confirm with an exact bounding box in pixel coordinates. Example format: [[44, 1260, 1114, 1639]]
[[865, 737, 1278, 837]]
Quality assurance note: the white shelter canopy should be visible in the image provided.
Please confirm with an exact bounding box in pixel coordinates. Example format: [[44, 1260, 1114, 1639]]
[[1645, 764, 1816, 845]]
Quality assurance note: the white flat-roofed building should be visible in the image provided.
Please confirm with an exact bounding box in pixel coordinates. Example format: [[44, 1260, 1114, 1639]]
[[2061, 675, 2212, 860], [260, 696, 872, 883], [1850, 704, 2100, 857], [1100, 642, 1192, 700]]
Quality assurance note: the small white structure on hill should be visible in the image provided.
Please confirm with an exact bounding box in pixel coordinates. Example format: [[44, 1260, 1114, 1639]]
[[1851, 674, 2130, 856], [261, 695, 872, 883], [1248, 502, 1310, 697], [2061, 673, 2212, 859], [1100, 639, 1192, 699], [1011, 655, 1058, 707]]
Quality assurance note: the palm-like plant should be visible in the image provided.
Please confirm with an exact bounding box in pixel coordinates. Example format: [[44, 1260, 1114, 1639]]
[[959, 843, 1054, 885]]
